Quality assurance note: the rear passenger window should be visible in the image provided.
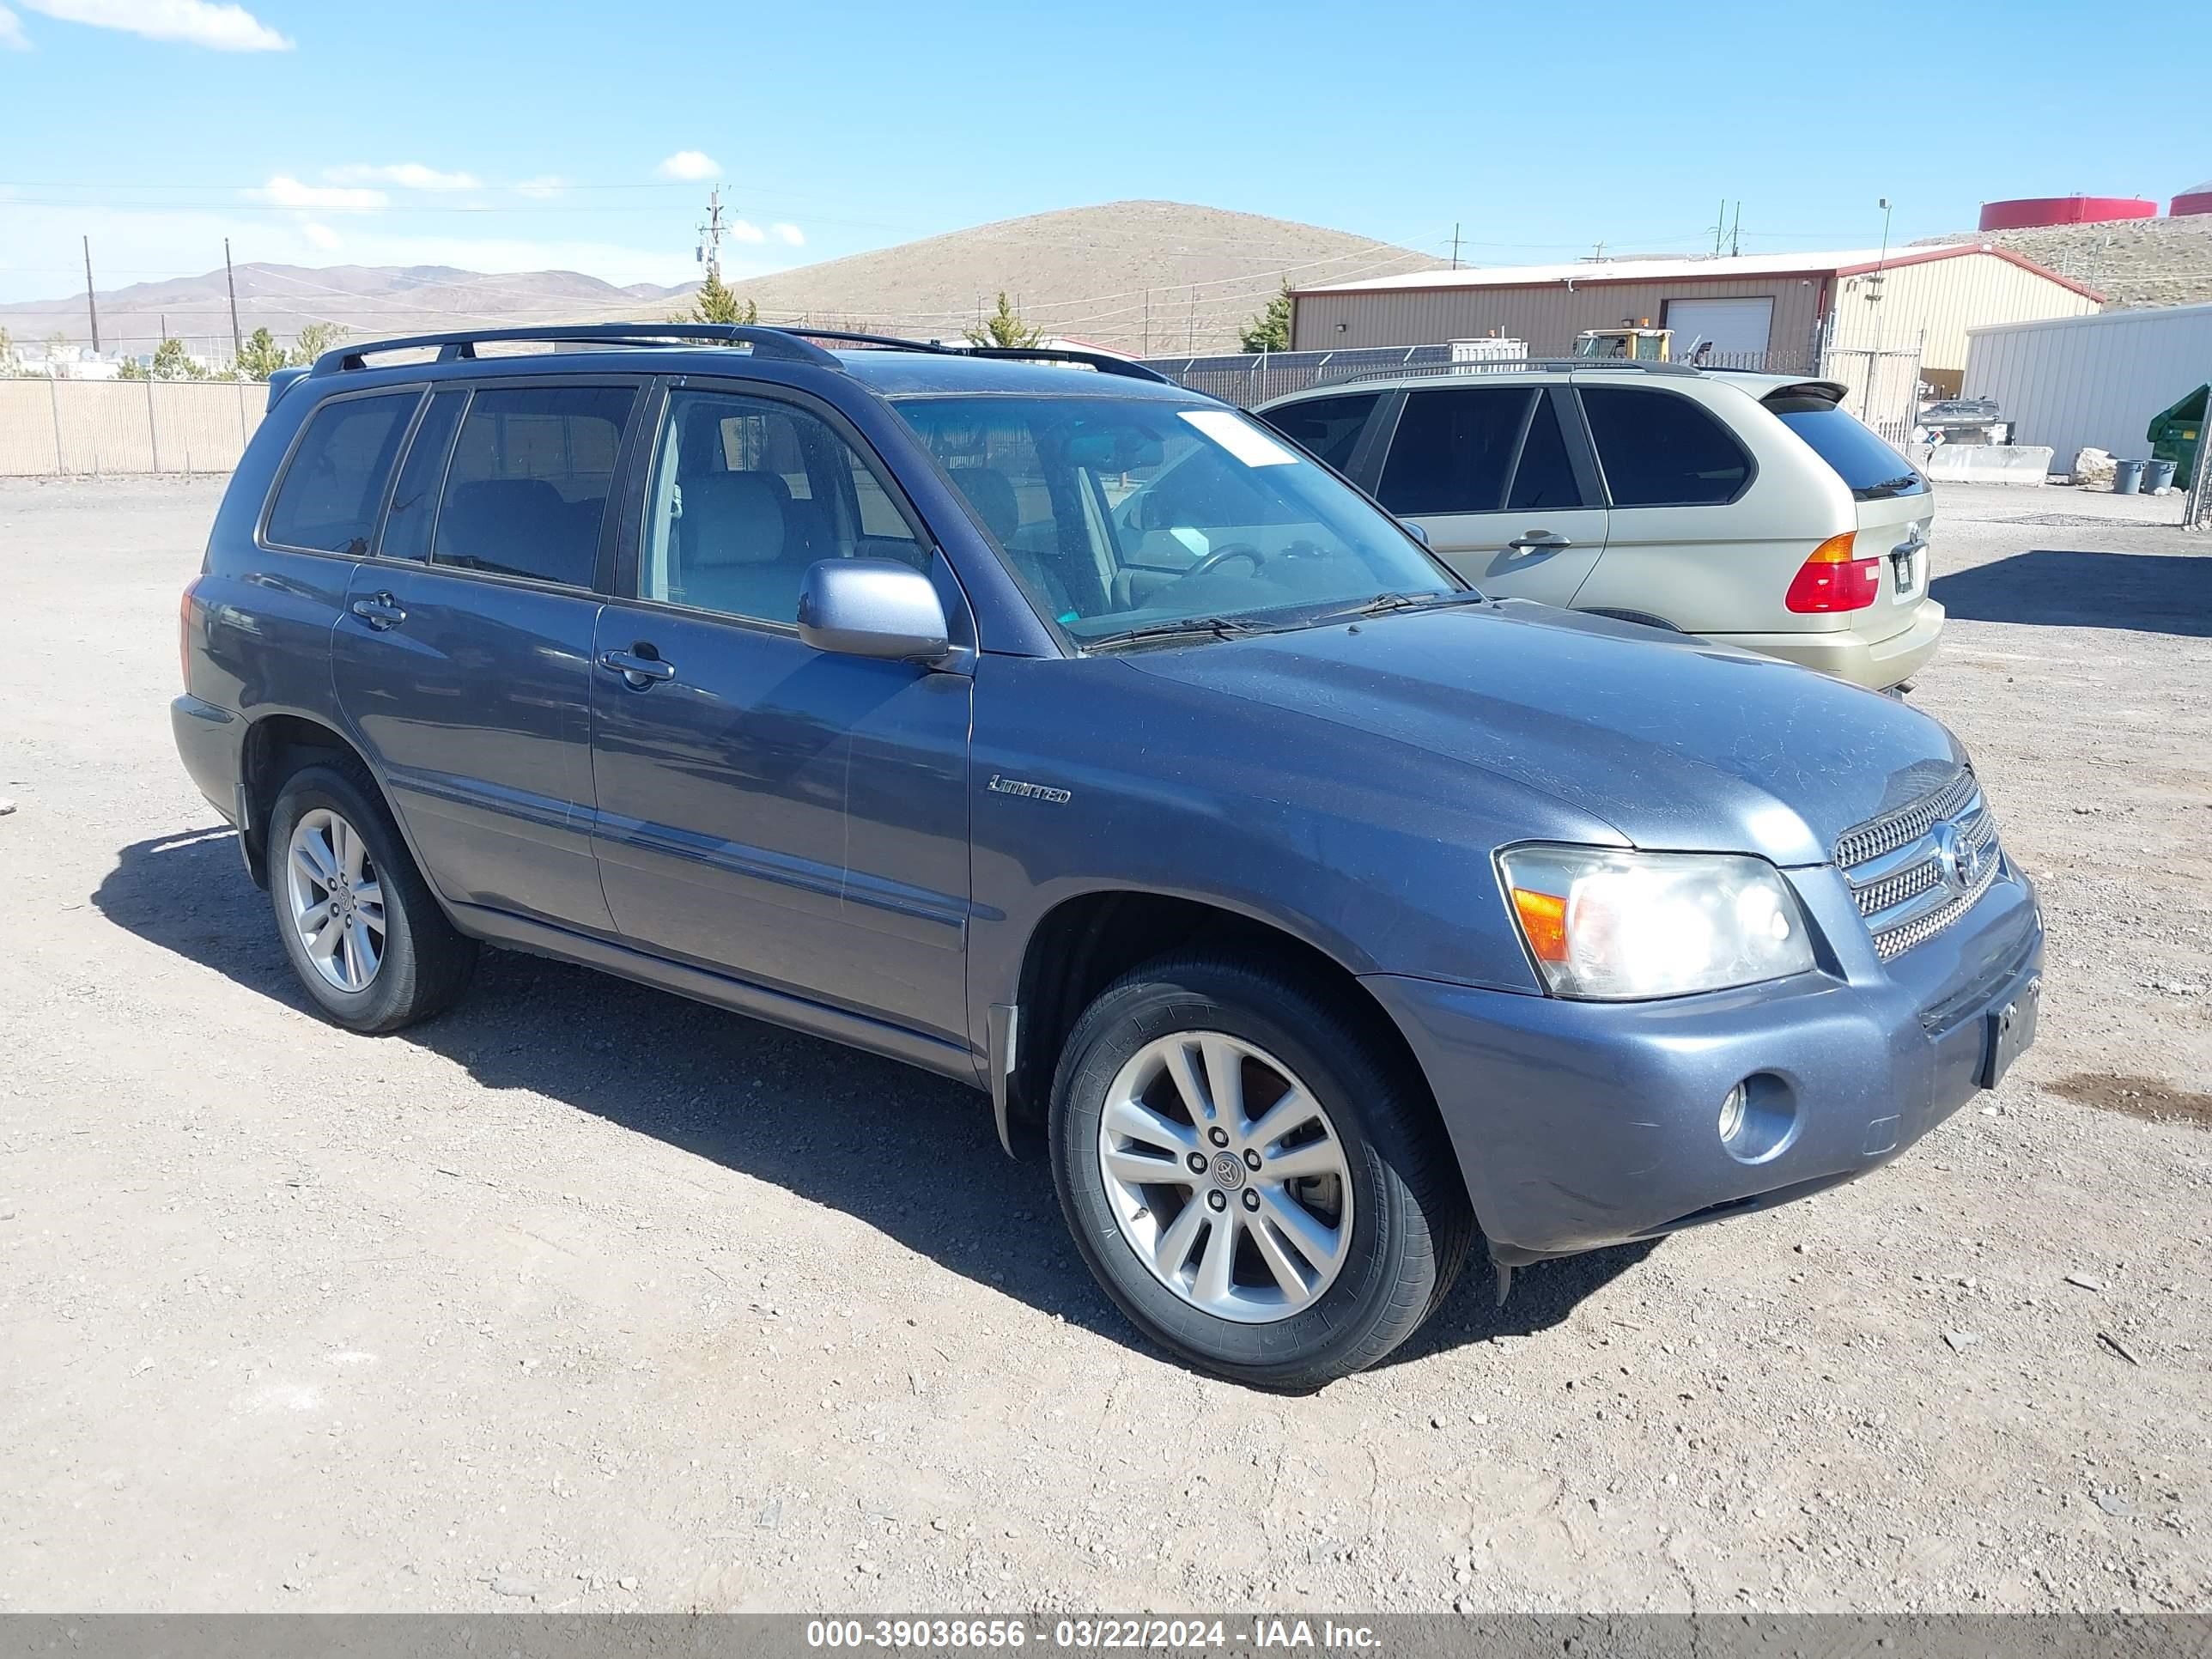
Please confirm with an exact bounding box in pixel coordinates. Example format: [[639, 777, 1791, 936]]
[[1261, 393, 1377, 472], [1580, 386, 1753, 507], [376, 390, 465, 562], [264, 392, 418, 555], [1506, 393, 1582, 510], [1376, 388, 1533, 515], [433, 386, 635, 586]]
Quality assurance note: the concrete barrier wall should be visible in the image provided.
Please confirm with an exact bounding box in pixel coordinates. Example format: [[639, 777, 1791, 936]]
[[0, 378, 264, 477]]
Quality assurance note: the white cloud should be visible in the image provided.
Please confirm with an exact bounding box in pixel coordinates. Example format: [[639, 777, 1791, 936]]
[[771, 222, 805, 247], [0, 7, 30, 49], [656, 149, 720, 182], [513, 175, 566, 199], [20, 0, 289, 50], [326, 162, 481, 191], [301, 221, 341, 251], [726, 219, 765, 245], [258, 175, 387, 211]]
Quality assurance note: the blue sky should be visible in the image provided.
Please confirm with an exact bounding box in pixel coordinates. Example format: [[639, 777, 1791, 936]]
[[0, 0, 2199, 308]]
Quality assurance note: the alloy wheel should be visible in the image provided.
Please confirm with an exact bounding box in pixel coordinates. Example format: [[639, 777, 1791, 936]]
[[284, 807, 385, 993]]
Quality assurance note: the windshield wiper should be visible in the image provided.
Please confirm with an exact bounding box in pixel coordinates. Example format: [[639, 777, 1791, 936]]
[[1083, 615, 1270, 652], [1336, 589, 1487, 619]]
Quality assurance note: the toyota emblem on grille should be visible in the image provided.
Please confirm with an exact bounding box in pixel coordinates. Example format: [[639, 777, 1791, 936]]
[[1930, 820, 1983, 893]]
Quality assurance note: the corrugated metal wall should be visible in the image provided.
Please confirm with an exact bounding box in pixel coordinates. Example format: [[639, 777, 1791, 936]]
[[1964, 303, 2212, 465], [1827, 252, 2100, 370], [1290, 275, 1828, 363]]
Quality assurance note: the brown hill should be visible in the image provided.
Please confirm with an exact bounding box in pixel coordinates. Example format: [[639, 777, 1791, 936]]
[[2, 201, 1440, 363], [690, 200, 1443, 356], [1913, 215, 2212, 309]]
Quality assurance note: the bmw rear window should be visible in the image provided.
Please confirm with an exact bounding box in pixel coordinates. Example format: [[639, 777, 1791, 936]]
[[1765, 392, 1927, 501]]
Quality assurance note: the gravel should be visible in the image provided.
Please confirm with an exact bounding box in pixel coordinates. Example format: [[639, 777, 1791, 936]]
[[0, 475, 2206, 1613]]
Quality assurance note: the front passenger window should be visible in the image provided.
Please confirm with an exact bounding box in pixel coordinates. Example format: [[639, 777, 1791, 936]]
[[641, 390, 921, 624]]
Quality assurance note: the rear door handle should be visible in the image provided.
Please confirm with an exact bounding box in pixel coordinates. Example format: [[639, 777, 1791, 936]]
[[350, 594, 407, 630], [1505, 532, 1573, 552], [599, 647, 676, 688]]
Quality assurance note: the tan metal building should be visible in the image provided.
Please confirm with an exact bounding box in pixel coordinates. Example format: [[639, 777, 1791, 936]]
[[1290, 245, 2102, 394]]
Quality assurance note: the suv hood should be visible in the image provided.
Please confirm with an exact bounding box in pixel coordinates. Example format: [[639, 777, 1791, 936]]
[[1121, 600, 1964, 867]]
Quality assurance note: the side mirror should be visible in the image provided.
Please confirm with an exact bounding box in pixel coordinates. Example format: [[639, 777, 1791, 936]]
[[798, 559, 950, 662], [1401, 520, 1431, 548]]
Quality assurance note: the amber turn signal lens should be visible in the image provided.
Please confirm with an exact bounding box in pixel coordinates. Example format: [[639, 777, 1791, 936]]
[[1510, 887, 1570, 963]]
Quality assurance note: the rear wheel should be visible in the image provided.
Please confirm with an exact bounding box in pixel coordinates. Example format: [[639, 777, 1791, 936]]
[[267, 763, 477, 1032], [1050, 956, 1471, 1389]]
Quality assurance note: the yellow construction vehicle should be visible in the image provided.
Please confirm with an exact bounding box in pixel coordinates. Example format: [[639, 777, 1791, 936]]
[[1574, 322, 1673, 362]]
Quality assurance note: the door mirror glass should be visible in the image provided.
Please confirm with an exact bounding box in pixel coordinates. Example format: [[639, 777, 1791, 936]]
[[798, 560, 950, 661]]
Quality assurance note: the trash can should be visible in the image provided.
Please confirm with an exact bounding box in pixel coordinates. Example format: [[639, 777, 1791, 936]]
[[2112, 458, 2146, 495], [2144, 458, 2179, 493], [2147, 384, 2207, 489]]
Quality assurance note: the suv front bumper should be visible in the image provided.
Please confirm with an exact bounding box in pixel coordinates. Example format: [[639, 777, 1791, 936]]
[[1364, 862, 2040, 1265]]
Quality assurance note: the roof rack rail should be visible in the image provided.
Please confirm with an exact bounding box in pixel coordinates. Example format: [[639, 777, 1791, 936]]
[[307, 322, 1177, 386], [311, 322, 844, 376], [963, 346, 1174, 385], [1312, 356, 1707, 392]]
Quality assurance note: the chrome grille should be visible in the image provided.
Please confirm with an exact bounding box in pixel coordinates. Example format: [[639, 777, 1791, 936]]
[[1836, 767, 2005, 960], [1833, 767, 1979, 870]]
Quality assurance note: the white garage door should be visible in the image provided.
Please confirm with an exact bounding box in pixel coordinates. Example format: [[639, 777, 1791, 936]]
[[1662, 297, 1774, 365]]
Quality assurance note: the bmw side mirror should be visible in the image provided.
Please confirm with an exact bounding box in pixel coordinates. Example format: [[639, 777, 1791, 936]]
[[798, 559, 951, 663], [1402, 520, 1431, 548]]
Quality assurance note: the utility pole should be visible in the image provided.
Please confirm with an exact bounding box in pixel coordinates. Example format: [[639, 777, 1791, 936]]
[[1142, 289, 1151, 356], [1729, 201, 1741, 258], [1862, 197, 1893, 422], [223, 237, 243, 362], [1713, 199, 1726, 257], [1450, 222, 1462, 270], [696, 185, 728, 283], [82, 235, 100, 355]]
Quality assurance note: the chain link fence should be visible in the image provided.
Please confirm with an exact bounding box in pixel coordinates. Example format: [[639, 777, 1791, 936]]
[[0, 378, 265, 477]]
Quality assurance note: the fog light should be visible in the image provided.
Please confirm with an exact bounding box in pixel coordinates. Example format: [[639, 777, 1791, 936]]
[[1717, 1083, 1748, 1144]]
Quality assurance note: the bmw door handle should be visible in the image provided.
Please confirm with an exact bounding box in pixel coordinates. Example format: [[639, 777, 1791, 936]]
[[599, 647, 676, 689], [1505, 531, 1573, 553], [350, 593, 407, 630]]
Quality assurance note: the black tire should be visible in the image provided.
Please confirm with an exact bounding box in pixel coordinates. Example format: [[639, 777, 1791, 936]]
[[1049, 954, 1474, 1390], [265, 760, 477, 1033]]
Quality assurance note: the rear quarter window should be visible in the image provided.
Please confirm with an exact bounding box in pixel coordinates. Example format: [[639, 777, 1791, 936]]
[[1765, 395, 1928, 501], [1580, 386, 1753, 507], [264, 392, 419, 555]]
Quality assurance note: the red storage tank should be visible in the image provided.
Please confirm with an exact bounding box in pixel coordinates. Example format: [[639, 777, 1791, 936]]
[[2172, 180, 2212, 216], [1978, 196, 2156, 231]]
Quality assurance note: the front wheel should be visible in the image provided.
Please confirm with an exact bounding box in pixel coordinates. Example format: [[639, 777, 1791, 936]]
[[1050, 956, 1472, 1389]]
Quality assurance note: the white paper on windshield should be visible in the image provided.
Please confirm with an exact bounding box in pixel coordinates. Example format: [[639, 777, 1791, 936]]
[[1170, 526, 1211, 559], [1178, 409, 1299, 467]]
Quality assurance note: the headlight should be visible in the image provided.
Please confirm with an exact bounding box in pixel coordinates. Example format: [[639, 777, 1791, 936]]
[[1499, 845, 1815, 1000]]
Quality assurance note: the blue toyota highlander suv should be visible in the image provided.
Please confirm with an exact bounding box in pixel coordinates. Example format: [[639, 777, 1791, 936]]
[[173, 324, 2043, 1389]]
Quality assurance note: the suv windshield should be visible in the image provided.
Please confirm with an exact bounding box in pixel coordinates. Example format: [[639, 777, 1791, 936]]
[[1765, 392, 1929, 501], [891, 394, 1456, 643]]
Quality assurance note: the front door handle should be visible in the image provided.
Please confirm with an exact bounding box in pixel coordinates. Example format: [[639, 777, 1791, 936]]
[[1505, 531, 1573, 553], [599, 647, 677, 689], [350, 593, 407, 630]]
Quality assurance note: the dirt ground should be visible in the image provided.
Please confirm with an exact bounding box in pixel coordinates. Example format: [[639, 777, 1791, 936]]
[[1, 476, 2207, 1615]]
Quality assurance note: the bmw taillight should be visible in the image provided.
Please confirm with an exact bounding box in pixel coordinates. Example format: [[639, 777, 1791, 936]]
[[1784, 532, 1881, 613]]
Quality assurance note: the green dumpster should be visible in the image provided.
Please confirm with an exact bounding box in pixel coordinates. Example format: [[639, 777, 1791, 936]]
[[2147, 384, 2207, 489]]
